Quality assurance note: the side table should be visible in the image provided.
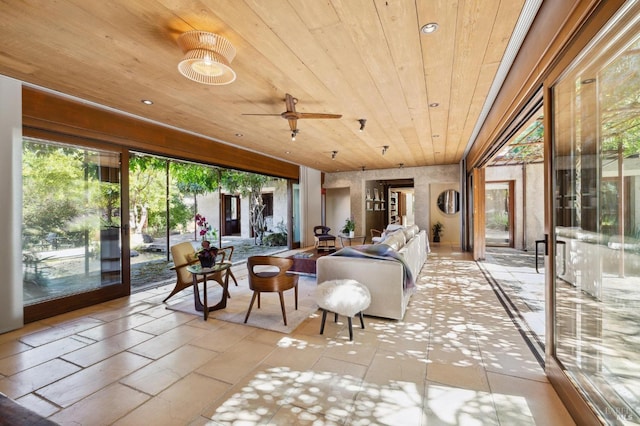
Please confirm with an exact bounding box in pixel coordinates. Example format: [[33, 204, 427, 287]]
[[186, 263, 231, 320], [338, 234, 367, 247]]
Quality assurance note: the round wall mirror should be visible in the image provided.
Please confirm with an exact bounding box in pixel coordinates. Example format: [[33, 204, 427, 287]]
[[437, 189, 460, 215]]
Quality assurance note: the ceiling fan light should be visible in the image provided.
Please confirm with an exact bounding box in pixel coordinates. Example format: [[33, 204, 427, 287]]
[[177, 31, 236, 85]]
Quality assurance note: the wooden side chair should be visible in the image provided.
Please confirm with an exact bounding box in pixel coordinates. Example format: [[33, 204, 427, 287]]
[[244, 256, 298, 326], [163, 241, 227, 303], [370, 228, 383, 243], [313, 225, 336, 251]]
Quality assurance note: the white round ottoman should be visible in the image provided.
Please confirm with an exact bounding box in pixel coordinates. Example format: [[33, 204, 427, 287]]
[[315, 279, 371, 341]]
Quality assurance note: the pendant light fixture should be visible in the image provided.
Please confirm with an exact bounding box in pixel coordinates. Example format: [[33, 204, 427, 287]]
[[177, 31, 236, 85]]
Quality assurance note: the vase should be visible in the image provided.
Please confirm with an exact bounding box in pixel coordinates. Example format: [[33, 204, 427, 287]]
[[349, 231, 355, 238], [198, 254, 215, 268]]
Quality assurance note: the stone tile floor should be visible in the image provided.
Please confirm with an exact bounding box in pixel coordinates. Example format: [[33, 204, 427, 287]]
[[1, 244, 575, 425]]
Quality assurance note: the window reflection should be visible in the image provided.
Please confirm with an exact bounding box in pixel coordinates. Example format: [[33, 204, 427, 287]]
[[552, 2, 640, 422], [22, 139, 122, 305]]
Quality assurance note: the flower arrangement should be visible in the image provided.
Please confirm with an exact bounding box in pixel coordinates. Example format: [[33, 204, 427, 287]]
[[197, 240, 219, 268], [195, 213, 217, 242]]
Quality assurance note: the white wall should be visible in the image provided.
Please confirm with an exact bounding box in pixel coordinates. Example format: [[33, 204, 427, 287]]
[[323, 164, 460, 240], [0, 75, 23, 333], [299, 167, 322, 247], [270, 179, 288, 231], [430, 182, 461, 244], [326, 187, 350, 235]]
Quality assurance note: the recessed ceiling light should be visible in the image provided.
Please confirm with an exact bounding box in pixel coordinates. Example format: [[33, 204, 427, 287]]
[[420, 22, 439, 34], [141, 99, 153, 105], [429, 103, 439, 107]]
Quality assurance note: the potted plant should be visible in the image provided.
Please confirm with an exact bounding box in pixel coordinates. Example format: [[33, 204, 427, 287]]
[[432, 221, 444, 243], [342, 217, 356, 237], [197, 240, 219, 268]]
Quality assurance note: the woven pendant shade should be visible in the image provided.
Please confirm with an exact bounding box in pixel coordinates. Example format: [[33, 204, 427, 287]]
[[177, 31, 236, 85]]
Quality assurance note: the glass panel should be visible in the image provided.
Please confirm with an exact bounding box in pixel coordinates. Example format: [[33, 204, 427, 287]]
[[552, 1, 640, 421], [129, 153, 290, 293], [22, 138, 122, 305], [485, 182, 510, 246], [129, 153, 172, 291]]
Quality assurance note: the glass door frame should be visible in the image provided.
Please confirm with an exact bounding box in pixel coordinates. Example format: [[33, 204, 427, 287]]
[[23, 129, 130, 323], [543, 1, 634, 423]]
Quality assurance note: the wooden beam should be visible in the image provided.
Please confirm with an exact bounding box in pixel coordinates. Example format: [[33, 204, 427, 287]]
[[22, 87, 300, 180]]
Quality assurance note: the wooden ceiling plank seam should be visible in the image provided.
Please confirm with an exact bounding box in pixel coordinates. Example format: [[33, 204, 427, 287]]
[[374, 0, 432, 160], [447, 0, 500, 147], [418, 0, 459, 163], [308, 23, 409, 146], [331, 0, 418, 143]]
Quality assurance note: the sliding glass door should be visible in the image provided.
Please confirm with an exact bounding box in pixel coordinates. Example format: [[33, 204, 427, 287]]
[[550, 1, 640, 421], [23, 137, 127, 319]]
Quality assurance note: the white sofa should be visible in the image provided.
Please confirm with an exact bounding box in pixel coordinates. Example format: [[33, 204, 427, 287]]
[[316, 224, 428, 320]]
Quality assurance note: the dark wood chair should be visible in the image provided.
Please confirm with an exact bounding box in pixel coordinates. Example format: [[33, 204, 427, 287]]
[[313, 225, 336, 251], [244, 256, 298, 326]]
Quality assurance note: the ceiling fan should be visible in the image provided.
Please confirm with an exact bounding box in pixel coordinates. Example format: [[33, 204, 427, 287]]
[[243, 93, 342, 139]]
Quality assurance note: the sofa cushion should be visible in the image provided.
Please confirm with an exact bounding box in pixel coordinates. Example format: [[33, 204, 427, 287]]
[[402, 224, 418, 240], [380, 229, 406, 251]]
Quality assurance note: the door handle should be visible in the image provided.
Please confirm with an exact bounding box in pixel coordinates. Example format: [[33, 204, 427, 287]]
[[534, 234, 548, 273]]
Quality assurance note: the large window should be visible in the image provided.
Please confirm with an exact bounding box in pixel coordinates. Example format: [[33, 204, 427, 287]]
[[551, 1, 640, 421], [128, 153, 290, 292], [22, 143, 291, 316]]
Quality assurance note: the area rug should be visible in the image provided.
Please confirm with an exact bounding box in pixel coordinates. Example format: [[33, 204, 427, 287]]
[[166, 275, 319, 334]]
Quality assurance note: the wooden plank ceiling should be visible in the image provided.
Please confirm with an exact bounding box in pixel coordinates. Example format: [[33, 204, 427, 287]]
[[0, 0, 525, 172]]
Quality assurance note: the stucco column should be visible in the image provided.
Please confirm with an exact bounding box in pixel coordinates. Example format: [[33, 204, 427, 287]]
[[0, 75, 24, 332]]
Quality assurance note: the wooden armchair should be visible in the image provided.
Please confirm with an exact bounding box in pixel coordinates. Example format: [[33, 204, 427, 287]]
[[163, 241, 226, 303], [244, 256, 298, 326], [217, 246, 238, 287], [370, 228, 383, 243]]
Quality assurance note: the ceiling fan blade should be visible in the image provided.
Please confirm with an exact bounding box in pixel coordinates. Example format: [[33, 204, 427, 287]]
[[288, 118, 298, 132], [285, 93, 297, 113], [297, 112, 343, 119], [241, 113, 282, 116]]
